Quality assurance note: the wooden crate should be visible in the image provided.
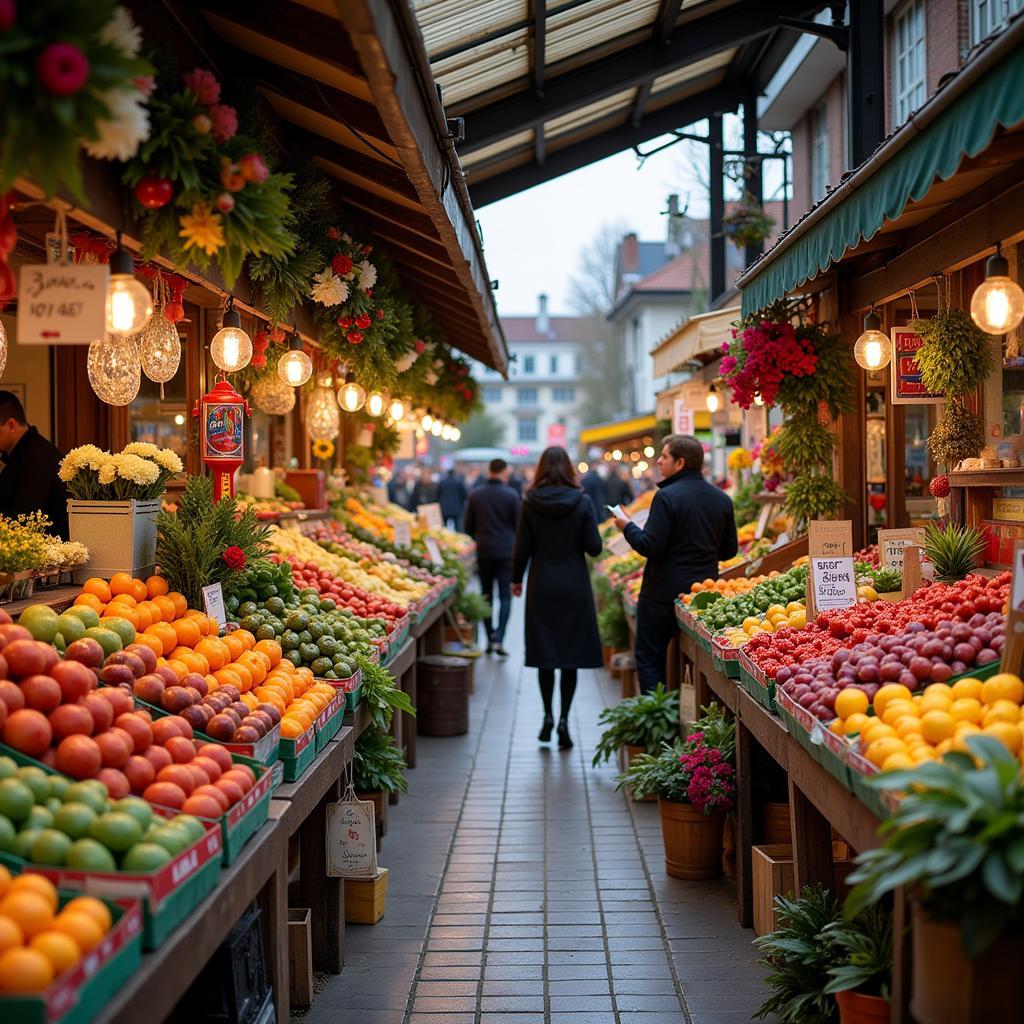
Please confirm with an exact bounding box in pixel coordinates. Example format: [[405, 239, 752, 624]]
[[752, 844, 795, 936], [344, 868, 389, 924], [288, 908, 313, 1006]]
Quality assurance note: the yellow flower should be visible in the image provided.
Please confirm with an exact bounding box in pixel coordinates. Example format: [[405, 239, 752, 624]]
[[152, 449, 183, 474], [98, 458, 117, 485], [312, 439, 335, 460], [727, 447, 753, 471], [179, 203, 225, 256]]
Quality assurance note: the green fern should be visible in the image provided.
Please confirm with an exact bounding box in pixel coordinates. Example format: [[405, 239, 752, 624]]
[[357, 655, 415, 731]]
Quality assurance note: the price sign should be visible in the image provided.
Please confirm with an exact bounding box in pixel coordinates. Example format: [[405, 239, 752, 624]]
[[201, 583, 226, 630], [418, 503, 443, 529], [810, 557, 858, 611], [18, 264, 109, 345], [424, 536, 443, 566], [391, 519, 412, 548], [326, 797, 378, 878], [806, 521, 853, 618], [877, 528, 926, 571]]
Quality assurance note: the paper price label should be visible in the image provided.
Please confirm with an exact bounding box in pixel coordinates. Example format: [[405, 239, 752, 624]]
[[418, 503, 443, 529], [326, 798, 378, 878], [424, 536, 443, 566], [391, 519, 412, 548], [18, 263, 109, 345], [808, 520, 853, 558], [810, 557, 857, 611], [878, 528, 926, 570], [201, 583, 226, 630]]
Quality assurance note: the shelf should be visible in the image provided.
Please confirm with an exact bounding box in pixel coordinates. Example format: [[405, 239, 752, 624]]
[[948, 468, 1024, 487]]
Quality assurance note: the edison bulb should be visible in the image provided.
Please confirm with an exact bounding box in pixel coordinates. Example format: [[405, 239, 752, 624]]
[[389, 398, 406, 421], [706, 391, 720, 413], [853, 312, 892, 370], [971, 255, 1024, 334], [106, 247, 153, 336], [643, 446, 655, 458], [421, 412, 434, 431], [87, 334, 141, 406], [430, 419, 443, 437], [278, 339, 313, 387], [210, 307, 252, 372], [451, 427, 461, 442], [139, 312, 181, 384], [306, 376, 340, 441], [338, 374, 366, 412], [612, 449, 622, 461], [441, 424, 454, 441]]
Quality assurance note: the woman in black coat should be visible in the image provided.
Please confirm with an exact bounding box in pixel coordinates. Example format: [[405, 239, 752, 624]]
[[512, 447, 604, 749]]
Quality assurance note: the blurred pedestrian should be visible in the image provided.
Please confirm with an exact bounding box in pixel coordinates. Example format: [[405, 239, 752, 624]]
[[581, 464, 607, 520], [606, 464, 634, 507], [438, 468, 468, 530], [387, 468, 413, 510], [410, 466, 438, 508]]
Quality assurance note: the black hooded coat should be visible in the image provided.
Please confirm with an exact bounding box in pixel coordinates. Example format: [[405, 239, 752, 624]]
[[512, 485, 604, 669]]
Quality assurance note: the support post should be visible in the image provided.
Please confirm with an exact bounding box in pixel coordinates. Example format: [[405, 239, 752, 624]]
[[709, 112, 725, 302], [847, 0, 885, 166], [743, 90, 764, 269]]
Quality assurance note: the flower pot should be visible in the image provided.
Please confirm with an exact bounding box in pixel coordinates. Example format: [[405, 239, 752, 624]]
[[657, 799, 724, 880], [910, 906, 1024, 1024], [759, 800, 792, 844], [67, 498, 162, 582], [835, 990, 891, 1024]]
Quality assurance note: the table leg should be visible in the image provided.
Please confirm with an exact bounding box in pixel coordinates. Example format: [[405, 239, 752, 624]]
[[423, 618, 443, 656], [258, 858, 290, 1024], [788, 778, 835, 892], [735, 722, 754, 928], [694, 666, 711, 712], [388, 706, 402, 806], [299, 795, 344, 973], [666, 634, 680, 691], [401, 661, 417, 769], [891, 889, 912, 1024]]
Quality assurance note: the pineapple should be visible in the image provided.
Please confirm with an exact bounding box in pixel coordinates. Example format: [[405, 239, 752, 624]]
[[923, 522, 986, 582]]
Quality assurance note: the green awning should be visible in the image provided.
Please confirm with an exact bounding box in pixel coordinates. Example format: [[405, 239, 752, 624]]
[[740, 34, 1024, 317]]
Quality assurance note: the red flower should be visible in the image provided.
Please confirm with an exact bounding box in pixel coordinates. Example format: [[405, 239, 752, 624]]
[[208, 104, 238, 143], [930, 475, 950, 498], [375, 308, 385, 320], [347, 330, 364, 345], [332, 254, 353, 276], [355, 313, 372, 329], [223, 546, 246, 570], [327, 227, 340, 240], [251, 354, 267, 369], [37, 43, 90, 95], [337, 316, 353, 329], [183, 68, 220, 106], [414, 339, 426, 353]]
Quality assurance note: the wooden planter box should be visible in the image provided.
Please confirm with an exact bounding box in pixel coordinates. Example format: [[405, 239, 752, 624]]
[[287, 908, 313, 1006], [344, 868, 388, 925], [752, 844, 796, 936]]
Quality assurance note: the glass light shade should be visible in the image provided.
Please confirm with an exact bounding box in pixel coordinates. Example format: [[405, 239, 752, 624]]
[[0, 318, 6, 378], [440, 424, 453, 441], [338, 374, 366, 413], [853, 312, 892, 370], [612, 449, 622, 461], [278, 339, 313, 387], [430, 419, 443, 437], [706, 391, 720, 413], [106, 248, 153, 336], [306, 376, 340, 441], [421, 412, 434, 431], [250, 377, 296, 416], [389, 398, 406, 421], [210, 314, 253, 372], [366, 390, 388, 418], [971, 255, 1024, 334], [88, 334, 141, 406], [139, 312, 181, 383]]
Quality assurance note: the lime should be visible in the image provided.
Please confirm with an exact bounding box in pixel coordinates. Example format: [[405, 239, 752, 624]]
[[110, 797, 152, 833], [122, 842, 172, 871], [0, 757, 17, 781], [147, 825, 187, 857], [44, 797, 62, 816], [84, 627, 123, 657], [53, 803, 97, 840], [53, 633, 67, 653], [89, 812, 142, 853], [0, 779, 35, 822], [26, 806, 54, 830], [55, 613, 86, 643], [48, 777, 68, 801], [62, 782, 108, 816], [10, 828, 42, 859], [30, 828, 72, 866], [16, 767, 51, 803], [65, 606, 101, 630], [18, 605, 60, 642], [66, 838, 117, 871], [98, 617, 136, 647], [173, 815, 205, 844], [0, 815, 14, 851]]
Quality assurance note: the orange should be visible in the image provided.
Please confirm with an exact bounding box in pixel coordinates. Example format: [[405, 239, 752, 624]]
[[104, 605, 139, 629], [73, 593, 105, 614], [0, 865, 9, 898], [146, 575, 169, 598], [228, 663, 253, 692], [184, 610, 211, 636], [981, 673, 1024, 706], [9, 875, 57, 912], [0, 946, 55, 993], [133, 604, 154, 631], [0, 892, 53, 938], [151, 596, 176, 623], [107, 593, 137, 609], [213, 668, 243, 691], [240, 693, 259, 710], [133, 633, 164, 659], [177, 652, 209, 677], [280, 718, 306, 739], [222, 634, 245, 662], [173, 617, 201, 649], [873, 684, 913, 716], [163, 659, 189, 682], [205, 616, 219, 636], [52, 911, 103, 953], [0, 915, 23, 954], [130, 578, 148, 603], [145, 622, 177, 656], [195, 638, 227, 672], [951, 677, 984, 702], [81, 578, 112, 603], [61, 897, 111, 933], [30, 930, 81, 975], [253, 640, 282, 666], [834, 688, 869, 720], [167, 592, 188, 619], [950, 698, 983, 725], [232, 629, 256, 652], [237, 654, 266, 686], [109, 572, 135, 597], [204, 674, 219, 693]]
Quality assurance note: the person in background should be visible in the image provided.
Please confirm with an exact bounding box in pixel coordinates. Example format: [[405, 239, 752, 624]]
[[606, 463, 634, 508], [410, 465, 438, 508], [512, 447, 603, 749], [438, 467, 468, 530], [614, 434, 737, 692], [506, 467, 524, 495], [580, 463, 606, 520], [387, 468, 413, 510], [0, 391, 69, 538], [463, 459, 519, 656]]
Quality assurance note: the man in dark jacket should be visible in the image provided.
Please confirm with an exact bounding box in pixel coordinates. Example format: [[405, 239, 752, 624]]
[[614, 434, 737, 692], [606, 464, 634, 507], [410, 466, 438, 509], [463, 458, 520, 655], [0, 391, 69, 538], [438, 468, 468, 530], [580, 466, 607, 521]]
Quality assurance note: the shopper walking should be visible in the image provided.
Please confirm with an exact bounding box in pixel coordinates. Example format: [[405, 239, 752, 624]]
[[438, 468, 468, 530], [387, 468, 413, 511], [580, 465, 607, 520], [410, 466, 438, 508], [463, 459, 519, 656], [512, 447, 603, 749], [606, 464, 634, 507], [614, 434, 737, 692]]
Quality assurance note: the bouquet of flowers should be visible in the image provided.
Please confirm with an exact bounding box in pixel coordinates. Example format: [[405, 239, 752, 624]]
[[59, 442, 183, 501], [720, 318, 818, 409], [0, 513, 50, 574]]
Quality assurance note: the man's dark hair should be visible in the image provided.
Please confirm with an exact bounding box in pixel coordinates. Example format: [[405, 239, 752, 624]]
[[0, 391, 26, 425], [662, 433, 704, 470], [488, 458, 508, 475]]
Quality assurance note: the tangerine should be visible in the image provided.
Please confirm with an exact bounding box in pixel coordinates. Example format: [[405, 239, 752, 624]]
[[130, 579, 148, 603], [873, 684, 913, 716], [8, 875, 57, 911], [109, 573, 135, 597], [233, 629, 256, 651], [60, 896, 111, 933], [0, 892, 53, 938], [196, 638, 228, 672], [253, 640, 282, 666], [222, 634, 244, 662], [151, 596, 176, 623], [981, 673, 1024, 706], [146, 575, 169, 598], [167, 593, 188, 619], [30, 930, 81, 975], [834, 688, 869, 720], [81, 578, 112, 603], [133, 633, 164, 659], [52, 911, 103, 953], [73, 593, 105, 614], [0, 915, 23, 954], [0, 946, 54, 992]]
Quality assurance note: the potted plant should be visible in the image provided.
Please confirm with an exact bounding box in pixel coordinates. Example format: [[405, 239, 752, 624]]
[[844, 735, 1024, 1024], [617, 703, 735, 879], [823, 905, 893, 1024], [447, 589, 490, 646], [722, 192, 776, 248], [354, 726, 409, 844], [592, 683, 679, 783]]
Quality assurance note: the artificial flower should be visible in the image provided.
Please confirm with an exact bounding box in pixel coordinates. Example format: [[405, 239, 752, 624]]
[[311, 267, 349, 306], [152, 449, 183, 474], [357, 259, 376, 290], [36, 43, 90, 96], [179, 203, 225, 256], [208, 104, 237, 143], [331, 254, 353, 276], [183, 68, 220, 106], [394, 350, 418, 373], [82, 87, 150, 161], [100, 6, 143, 58], [123, 441, 159, 458], [222, 545, 246, 570], [312, 439, 335, 460], [98, 460, 117, 485]]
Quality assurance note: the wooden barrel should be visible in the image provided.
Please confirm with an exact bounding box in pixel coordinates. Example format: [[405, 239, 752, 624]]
[[416, 655, 470, 736], [658, 799, 725, 879]]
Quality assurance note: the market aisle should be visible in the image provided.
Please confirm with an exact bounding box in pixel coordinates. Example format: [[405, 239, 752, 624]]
[[305, 600, 767, 1024]]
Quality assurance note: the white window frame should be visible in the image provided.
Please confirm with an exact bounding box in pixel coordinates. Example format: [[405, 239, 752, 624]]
[[549, 354, 558, 374], [811, 99, 830, 202], [482, 386, 502, 404], [893, 0, 927, 127], [553, 387, 575, 403], [971, 0, 1024, 43], [522, 355, 535, 374], [517, 387, 538, 407], [517, 419, 537, 442]]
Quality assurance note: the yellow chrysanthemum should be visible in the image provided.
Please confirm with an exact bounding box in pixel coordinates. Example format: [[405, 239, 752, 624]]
[[179, 203, 225, 256], [727, 447, 753, 471]]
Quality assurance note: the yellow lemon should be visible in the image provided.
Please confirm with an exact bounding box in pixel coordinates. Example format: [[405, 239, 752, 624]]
[[835, 688, 869, 721], [828, 718, 846, 735], [874, 684, 913, 716], [920, 710, 956, 745], [982, 700, 1020, 727], [741, 617, 760, 632], [866, 736, 907, 768], [920, 693, 954, 714], [951, 677, 984, 702], [923, 683, 954, 701], [950, 698, 983, 724], [860, 720, 897, 743], [981, 673, 1024, 706], [787, 610, 807, 629], [785, 601, 804, 613], [984, 722, 1023, 754], [896, 717, 923, 739], [881, 751, 915, 771], [766, 604, 786, 617]]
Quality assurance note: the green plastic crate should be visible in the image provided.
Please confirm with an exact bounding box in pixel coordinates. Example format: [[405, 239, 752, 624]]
[[314, 692, 347, 753], [738, 662, 777, 714], [279, 725, 316, 782], [775, 690, 852, 789]]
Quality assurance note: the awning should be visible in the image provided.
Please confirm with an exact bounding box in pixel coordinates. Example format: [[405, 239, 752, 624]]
[[579, 414, 660, 447], [651, 306, 740, 378], [738, 17, 1024, 316]]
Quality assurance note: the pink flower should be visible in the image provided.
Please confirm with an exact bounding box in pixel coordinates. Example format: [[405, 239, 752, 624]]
[[183, 68, 220, 106], [208, 104, 238, 143], [37, 42, 90, 95]]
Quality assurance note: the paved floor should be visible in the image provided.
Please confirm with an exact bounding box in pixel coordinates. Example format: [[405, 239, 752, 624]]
[[305, 602, 768, 1024]]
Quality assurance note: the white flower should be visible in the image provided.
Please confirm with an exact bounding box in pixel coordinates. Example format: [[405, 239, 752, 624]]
[[425, 370, 438, 386], [152, 449, 183, 474], [357, 259, 377, 291], [115, 454, 160, 486], [123, 442, 159, 458], [83, 88, 150, 161], [310, 267, 349, 307], [394, 350, 418, 373], [60, 542, 90, 568], [100, 7, 143, 57]]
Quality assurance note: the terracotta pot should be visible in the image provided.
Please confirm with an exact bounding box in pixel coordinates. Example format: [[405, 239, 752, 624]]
[[657, 799, 724, 880], [910, 906, 1024, 1024], [835, 990, 891, 1024], [759, 800, 791, 844]]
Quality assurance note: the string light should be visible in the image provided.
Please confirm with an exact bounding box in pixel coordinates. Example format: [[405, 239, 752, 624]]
[[210, 299, 252, 372], [106, 242, 153, 336], [305, 374, 340, 441], [971, 251, 1024, 334], [612, 449, 622, 461], [441, 424, 453, 441], [853, 311, 892, 370], [451, 427, 461, 442], [278, 335, 313, 387], [420, 411, 434, 431], [338, 373, 366, 413], [643, 446, 654, 458], [366, 390, 388, 418], [578, 462, 589, 473], [706, 384, 720, 413], [430, 419, 443, 437], [389, 398, 406, 421]]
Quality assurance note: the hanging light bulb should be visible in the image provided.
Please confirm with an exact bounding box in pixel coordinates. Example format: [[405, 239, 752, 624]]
[[366, 390, 388, 418], [139, 311, 181, 385], [106, 242, 153, 336], [430, 418, 443, 437], [389, 397, 406, 422], [420, 411, 434, 431], [305, 374, 340, 441], [706, 385, 720, 413], [612, 449, 622, 461], [0, 318, 7, 379], [853, 311, 892, 370], [971, 252, 1024, 334], [441, 424, 453, 441], [250, 377, 296, 416], [210, 298, 253, 372], [278, 335, 313, 387], [87, 334, 141, 406], [338, 373, 366, 412], [753, 393, 765, 407], [451, 427, 461, 442], [643, 445, 655, 458]]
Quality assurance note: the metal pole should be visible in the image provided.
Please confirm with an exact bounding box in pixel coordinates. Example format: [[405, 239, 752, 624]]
[[848, 0, 885, 166], [743, 90, 763, 268], [709, 112, 725, 302]]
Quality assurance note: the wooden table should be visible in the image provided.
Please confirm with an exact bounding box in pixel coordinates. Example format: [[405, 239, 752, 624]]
[[387, 635, 417, 768], [6, 584, 78, 617]]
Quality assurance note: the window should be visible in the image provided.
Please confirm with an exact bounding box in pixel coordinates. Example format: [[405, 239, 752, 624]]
[[553, 387, 576, 402], [574, 353, 581, 375], [482, 386, 501, 404], [517, 419, 538, 442], [522, 355, 535, 374], [549, 354, 558, 374], [971, 0, 1023, 42], [893, 0, 926, 126], [811, 99, 829, 201], [517, 387, 538, 406]]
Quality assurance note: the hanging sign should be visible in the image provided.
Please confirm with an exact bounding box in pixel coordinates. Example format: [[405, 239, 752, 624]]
[[326, 796, 378, 878], [17, 264, 109, 345], [418, 503, 443, 530], [391, 519, 412, 548], [810, 557, 858, 611], [806, 520, 853, 617], [424, 536, 443, 566], [673, 399, 694, 436], [877, 528, 927, 571], [201, 583, 226, 630], [890, 327, 943, 404]]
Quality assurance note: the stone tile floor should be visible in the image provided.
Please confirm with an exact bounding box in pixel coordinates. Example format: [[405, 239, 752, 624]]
[[303, 603, 768, 1023]]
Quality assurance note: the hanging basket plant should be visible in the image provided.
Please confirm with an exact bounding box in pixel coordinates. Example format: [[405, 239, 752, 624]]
[[910, 309, 993, 395], [721, 193, 775, 248]]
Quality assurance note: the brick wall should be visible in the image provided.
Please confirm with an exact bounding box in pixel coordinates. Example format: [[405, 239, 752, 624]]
[[926, 0, 965, 92], [790, 116, 812, 217]]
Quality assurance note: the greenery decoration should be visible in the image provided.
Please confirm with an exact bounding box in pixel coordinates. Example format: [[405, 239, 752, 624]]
[[722, 193, 776, 248], [822, 904, 893, 1001], [592, 683, 680, 766], [910, 310, 993, 396], [454, 590, 491, 624], [782, 473, 846, 524], [927, 399, 986, 467], [597, 600, 630, 649], [354, 726, 408, 794], [356, 654, 415, 731]]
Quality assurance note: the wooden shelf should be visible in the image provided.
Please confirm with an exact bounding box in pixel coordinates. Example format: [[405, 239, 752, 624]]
[[948, 468, 1024, 487]]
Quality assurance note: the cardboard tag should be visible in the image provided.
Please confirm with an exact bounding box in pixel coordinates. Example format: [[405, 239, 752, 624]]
[[878, 528, 926, 571], [901, 545, 924, 600], [810, 557, 857, 612], [754, 502, 773, 540], [806, 520, 853, 617], [326, 797, 378, 878], [424, 536, 443, 566], [391, 519, 412, 548], [17, 263, 109, 344], [418, 503, 443, 530], [201, 583, 226, 630]]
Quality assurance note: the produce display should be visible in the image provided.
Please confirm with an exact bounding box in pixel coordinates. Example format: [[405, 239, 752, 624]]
[[692, 566, 809, 633], [683, 571, 783, 604], [273, 556, 406, 628]]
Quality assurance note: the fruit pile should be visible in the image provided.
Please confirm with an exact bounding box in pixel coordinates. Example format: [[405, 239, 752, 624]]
[[718, 602, 807, 647], [682, 571, 782, 605], [694, 566, 809, 633], [0, 870, 114, 993], [224, 559, 296, 607], [273, 556, 406, 627]]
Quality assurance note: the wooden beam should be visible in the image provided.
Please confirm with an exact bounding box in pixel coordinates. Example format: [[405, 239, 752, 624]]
[[631, 80, 653, 127], [334, 182, 440, 241], [656, 0, 684, 43], [533, 0, 546, 96]]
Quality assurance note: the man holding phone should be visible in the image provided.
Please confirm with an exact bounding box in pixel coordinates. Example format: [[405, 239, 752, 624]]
[[614, 434, 737, 691]]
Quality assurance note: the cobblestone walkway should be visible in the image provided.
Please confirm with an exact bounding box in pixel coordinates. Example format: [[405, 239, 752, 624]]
[[306, 604, 767, 1024]]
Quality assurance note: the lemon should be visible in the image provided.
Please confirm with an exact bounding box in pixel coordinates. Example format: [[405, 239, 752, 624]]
[[785, 601, 804, 613], [920, 710, 955, 744], [881, 751, 915, 771], [896, 717, 923, 739], [950, 698, 983, 724], [982, 700, 1020, 727], [866, 736, 907, 768], [787, 610, 807, 629], [765, 605, 786, 618], [844, 712, 870, 735], [828, 718, 845, 735], [981, 673, 1024, 706], [741, 616, 760, 631], [951, 677, 984, 702], [860, 720, 897, 743], [920, 694, 954, 714], [882, 700, 918, 726], [984, 722, 1022, 754]]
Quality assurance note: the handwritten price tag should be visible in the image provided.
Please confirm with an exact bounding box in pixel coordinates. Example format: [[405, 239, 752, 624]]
[[810, 557, 857, 611], [391, 519, 412, 548], [326, 798, 378, 878], [201, 583, 226, 630], [18, 264, 109, 345]]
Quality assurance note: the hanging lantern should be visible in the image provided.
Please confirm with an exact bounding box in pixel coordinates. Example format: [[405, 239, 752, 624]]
[[139, 311, 181, 385], [853, 311, 892, 370], [971, 252, 1024, 334], [0, 318, 6, 378], [193, 378, 248, 501], [250, 377, 296, 416], [388, 397, 406, 422], [706, 384, 720, 413], [365, 389, 388, 418], [278, 335, 313, 387], [338, 372, 366, 413], [210, 298, 253, 372], [106, 243, 153, 337], [306, 374, 340, 441], [88, 334, 141, 406]]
